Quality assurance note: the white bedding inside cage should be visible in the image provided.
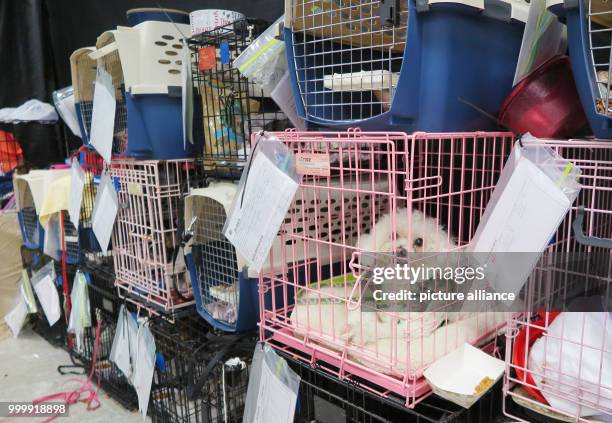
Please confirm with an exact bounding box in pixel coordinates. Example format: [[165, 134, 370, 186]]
[[289, 286, 507, 378], [528, 312, 612, 418], [323, 71, 399, 93]]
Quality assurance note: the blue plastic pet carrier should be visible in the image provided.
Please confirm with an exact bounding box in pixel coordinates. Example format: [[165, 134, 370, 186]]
[[71, 20, 197, 159], [548, 0, 612, 139], [100, 21, 197, 159], [285, 0, 528, 131]]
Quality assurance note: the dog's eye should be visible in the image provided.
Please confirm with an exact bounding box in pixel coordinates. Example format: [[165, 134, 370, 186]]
[[413, 238, 423, 247]]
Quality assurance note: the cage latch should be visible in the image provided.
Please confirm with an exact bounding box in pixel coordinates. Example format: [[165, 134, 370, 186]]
[[379, 0, 401, 27]]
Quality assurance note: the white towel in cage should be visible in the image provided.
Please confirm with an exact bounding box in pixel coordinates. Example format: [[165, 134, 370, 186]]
[[528, 312, 612, 418]]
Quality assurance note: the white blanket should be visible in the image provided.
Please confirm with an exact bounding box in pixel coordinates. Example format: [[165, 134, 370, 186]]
[[289, 285, 507, 378]]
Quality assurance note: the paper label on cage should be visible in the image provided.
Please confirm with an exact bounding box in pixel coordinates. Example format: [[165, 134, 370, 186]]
[[470, 154, 574, 296], [224, 153, 299, 273], [68, 158, 85, 229], [198, 46, 216, 71], [253, 358, 298, 423], [296, 153, 330, 176], [127, 182, 143, 196], [89, 68, 116, 164]]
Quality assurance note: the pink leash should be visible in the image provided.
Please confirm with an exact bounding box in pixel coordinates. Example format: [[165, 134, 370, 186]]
[[32, 319, 103, 422]]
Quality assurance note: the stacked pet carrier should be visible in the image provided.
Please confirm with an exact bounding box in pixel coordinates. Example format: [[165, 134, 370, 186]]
[[548, 0, 612, 139], [284, 0, 528, 131], [184, 18, 290, 332], [503, 139, 612, 422], [111, 159, 198, 315]]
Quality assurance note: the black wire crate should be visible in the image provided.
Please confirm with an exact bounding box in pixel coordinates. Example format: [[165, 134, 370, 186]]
[[280, 349, 505, 423], [149, 310, 256, 423], [188, 19, 291, 180], [84, 309, 139, 411]]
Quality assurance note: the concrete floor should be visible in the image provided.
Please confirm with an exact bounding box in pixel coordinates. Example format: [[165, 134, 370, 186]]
[[0, 327, 148, 422]]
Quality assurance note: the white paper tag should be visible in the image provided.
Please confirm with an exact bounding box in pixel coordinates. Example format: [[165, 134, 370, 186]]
[[253, 358, 298, 423], [471, 151, 573, 296], [68, 158, 85, 229], [90, 68, 116, 164], [224, 153, 299, 273], [92, 171, 119, 253]]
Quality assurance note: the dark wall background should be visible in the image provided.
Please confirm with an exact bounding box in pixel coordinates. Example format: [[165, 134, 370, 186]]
[[0, 0, 283, 107], [0, 0, 283, 165]]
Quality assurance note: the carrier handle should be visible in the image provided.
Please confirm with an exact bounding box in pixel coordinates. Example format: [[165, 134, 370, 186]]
[[572, 207, 612, 249]]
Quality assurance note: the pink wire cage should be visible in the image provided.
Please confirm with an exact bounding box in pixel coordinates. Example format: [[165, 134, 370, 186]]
[[503, 139, 612, 423], [258, 130, 516, 408], [110, 158, 198, 316]]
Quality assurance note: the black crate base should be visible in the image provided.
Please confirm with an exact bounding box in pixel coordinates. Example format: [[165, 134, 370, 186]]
[[280, 349, 506, 423], [149, 310, 256, 423]]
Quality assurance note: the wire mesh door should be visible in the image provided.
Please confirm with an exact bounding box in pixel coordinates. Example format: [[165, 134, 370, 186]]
[[72, 48, 97, 142], [192, 195, 240, 326], [62, 210, 80, 264], [111, 159, 196, 314], [504, 139, 612, 422], [289, 0, 408, 122], [189, 19, 289, 178], [20, 185, 42, 248], [588, 0, 612, 117]]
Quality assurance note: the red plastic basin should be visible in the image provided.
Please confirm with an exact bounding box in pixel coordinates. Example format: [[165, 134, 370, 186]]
[[499, 56, 587, 138]]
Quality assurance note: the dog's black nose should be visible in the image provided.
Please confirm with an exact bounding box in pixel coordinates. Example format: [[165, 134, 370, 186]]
[[397, 247, 408, 257]]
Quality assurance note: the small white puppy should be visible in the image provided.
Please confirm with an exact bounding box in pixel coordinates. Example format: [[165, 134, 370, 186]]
[[345, 209, 459, 344], [356, 208, 456, 254]]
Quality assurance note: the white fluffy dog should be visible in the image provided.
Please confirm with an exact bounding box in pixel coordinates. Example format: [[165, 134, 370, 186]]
[[345, 208, 459, 344], [356, 208, 457, 254]]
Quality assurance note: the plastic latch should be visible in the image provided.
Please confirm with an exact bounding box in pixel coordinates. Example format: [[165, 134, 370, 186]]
[[415, 0, 430, 13], [167, 86, 182, 98], [275, 22, 285, 41], [379, 0, 401, 26], [483, 0, 511, 22], [563, 0, 578, 9]]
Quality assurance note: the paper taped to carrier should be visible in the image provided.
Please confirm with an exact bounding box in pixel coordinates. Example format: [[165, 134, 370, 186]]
[[224, 151, 298, 272], [469, 135, 582, 296]]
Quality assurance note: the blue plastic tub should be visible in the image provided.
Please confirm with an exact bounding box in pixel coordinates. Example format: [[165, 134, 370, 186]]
[[549, 0, 612, 139], [285, 0, 527, 131], [18, 208, 44, 249], [123, 92, 196, 159]]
